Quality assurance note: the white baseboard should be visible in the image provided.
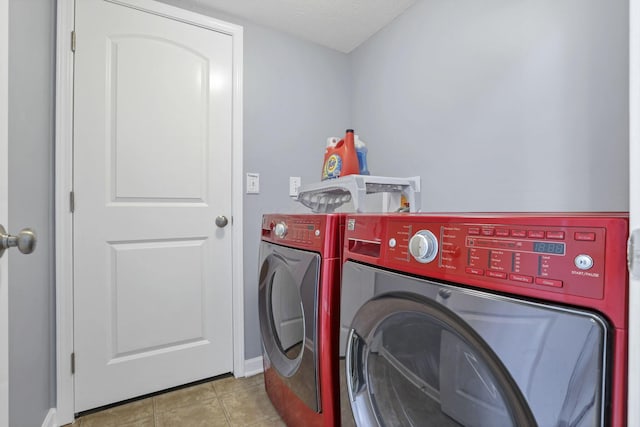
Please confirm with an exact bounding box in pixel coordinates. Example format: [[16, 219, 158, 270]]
[[42, 408, 57, 427], [243, 356, 263, 377]]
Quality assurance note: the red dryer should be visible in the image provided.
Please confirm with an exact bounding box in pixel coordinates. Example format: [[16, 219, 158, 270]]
[[339, 213, 628, 426], [259, 214, 345, 427]]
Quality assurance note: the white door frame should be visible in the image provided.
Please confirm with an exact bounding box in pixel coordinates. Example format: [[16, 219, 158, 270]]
[[55, 0, 244, 423], [0, 0, 9, 425]]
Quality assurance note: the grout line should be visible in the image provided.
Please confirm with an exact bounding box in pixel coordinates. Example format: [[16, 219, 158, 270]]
[[152, 395, 158, 427], [218, 393, 233, 426]]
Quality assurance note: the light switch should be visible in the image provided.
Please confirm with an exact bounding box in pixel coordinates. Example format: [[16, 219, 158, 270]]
[[289, 177, 301, 197], [246, 173, 260, 194]]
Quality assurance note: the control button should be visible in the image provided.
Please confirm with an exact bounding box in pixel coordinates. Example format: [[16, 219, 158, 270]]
[[509, 273, 533, 284], [575, 232, 596, 241], [528, 230, 545, 239], [315, 230, 320, 237], [511, 230, 527, 238], [495, 228, 510, 237], [481, 228, 495, 236], [465, 267, 484, 276], [409, 230, 439, 263], [546, 231, 565, 240], [574, 254, 594, 270], [535, 277, 563, 288], [486, 270, 507, 279], [468, 227, 481, 235], [389, 238, 397, 248]]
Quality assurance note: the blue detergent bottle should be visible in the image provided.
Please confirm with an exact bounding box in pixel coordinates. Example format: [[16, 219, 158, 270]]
[[355, 135, 370, 175]]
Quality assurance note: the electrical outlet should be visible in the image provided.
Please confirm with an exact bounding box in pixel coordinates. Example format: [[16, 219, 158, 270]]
[[246, 173, 260, 194], [289, 176, 301, 197]]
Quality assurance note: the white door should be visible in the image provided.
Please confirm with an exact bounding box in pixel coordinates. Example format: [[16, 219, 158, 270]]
[[0, 0, 8, 424], [73, 0, 234, 411]]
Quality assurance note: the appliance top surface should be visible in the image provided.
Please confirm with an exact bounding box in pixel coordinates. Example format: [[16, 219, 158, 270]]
[[263, 212, 349, 219], [361, 212, 629, 219]]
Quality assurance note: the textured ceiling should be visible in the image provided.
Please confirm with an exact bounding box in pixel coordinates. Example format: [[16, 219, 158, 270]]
[[191, 0, 417, 53]]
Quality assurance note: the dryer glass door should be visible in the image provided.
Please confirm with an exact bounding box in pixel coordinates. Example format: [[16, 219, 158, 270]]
[[346, 296, 536, 427], [258, 242, 321, 411], [341, 261, 608, 427]]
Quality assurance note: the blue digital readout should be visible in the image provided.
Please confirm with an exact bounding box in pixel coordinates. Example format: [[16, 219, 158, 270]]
[[532, 241, 565, 255]]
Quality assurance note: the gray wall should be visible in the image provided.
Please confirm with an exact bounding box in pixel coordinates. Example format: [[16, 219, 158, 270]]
[[241, 22, 351, 358], [8, 0, 56, 426], [352, 0, 629, 212], [156, 0, 351, 360]]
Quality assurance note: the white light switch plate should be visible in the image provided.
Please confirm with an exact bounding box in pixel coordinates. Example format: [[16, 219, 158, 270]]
[[246, 173, 260, 194], [289, 176, 301, 197]]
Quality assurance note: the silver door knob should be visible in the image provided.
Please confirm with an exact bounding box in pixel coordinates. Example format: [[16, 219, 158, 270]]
[[215, 216, 229, 228], [0, 225, 37, 258]]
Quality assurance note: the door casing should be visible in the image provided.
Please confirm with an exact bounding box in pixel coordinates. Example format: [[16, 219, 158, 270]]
[[54, 0, 244, 424], [0, 0, 9, 424]]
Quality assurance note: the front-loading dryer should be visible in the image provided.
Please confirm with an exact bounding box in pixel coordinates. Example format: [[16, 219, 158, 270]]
[[339, 213, 628, 426], [259, 213, 345, 427]]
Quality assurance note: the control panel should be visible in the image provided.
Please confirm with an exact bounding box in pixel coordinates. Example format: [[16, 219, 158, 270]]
[[344, 214, 628, 305], [386, 220, 607, 299], [262, 216, 322, 246]]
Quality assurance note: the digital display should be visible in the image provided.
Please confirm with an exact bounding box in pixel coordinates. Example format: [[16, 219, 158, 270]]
[[533, 241, 565, 255]]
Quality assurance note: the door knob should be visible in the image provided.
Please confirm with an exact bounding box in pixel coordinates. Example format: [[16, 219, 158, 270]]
[[215, 216, 229, 228], [0, 225, 37, 258]]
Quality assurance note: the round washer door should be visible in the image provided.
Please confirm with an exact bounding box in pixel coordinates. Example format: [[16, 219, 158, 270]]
[[346, 294, 537, 427], [258, 242, 321, 411]]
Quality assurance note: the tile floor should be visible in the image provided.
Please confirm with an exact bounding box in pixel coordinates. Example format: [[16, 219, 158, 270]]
[[64, 374, 285, 427]]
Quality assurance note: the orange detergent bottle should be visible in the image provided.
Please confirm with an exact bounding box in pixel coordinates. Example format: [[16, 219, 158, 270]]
[[321, 129, 360, 180]]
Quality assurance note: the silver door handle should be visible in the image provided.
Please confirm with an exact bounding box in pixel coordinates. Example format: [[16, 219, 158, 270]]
[[215, 216, 229, 228], [0, 225, 37, 258]]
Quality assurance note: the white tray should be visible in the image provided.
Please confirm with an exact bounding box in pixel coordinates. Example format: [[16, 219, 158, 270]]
[[296, 175, 421, 213]]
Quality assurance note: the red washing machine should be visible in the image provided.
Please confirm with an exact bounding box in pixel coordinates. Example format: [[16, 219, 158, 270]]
[[259, 213, 345, 427], [339, 213, 628, 427]]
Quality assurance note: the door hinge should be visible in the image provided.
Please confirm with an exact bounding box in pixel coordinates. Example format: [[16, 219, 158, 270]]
[[70, 191, 75, 213], [71, 31, 76, 52], [71, 352, 76, 374], [629, 229, 640, 279]]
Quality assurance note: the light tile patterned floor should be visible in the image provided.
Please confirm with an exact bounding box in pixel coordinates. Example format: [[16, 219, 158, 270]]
[[65, 374, 285, 427]]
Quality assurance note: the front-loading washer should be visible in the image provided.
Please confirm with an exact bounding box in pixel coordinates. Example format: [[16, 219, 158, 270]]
[[259, 213, 345, 427], [339, 213, 628, 426]]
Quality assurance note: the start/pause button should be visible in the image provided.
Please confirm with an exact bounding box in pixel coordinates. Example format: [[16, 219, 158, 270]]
[[574, 254, 594, 270]]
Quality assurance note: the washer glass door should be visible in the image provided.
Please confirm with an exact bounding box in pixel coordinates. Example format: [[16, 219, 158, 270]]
[[341, 262, 608, 427], [258, 242, 321, 411], [347, 296, 536, 427]]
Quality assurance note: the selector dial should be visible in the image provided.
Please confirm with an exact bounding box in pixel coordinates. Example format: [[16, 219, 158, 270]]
[[274, 222, 288, 238], [409, 230, 439, 263]]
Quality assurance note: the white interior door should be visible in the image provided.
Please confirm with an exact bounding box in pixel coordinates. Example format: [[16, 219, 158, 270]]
[[629, 0, 640, 424], [0, 0, 8, 424], [73, 0, 234, 411]]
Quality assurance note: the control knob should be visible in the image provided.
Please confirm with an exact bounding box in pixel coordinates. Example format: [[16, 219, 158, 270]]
[[409, 230, 438, 263], [274, 222, 288, 238]]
